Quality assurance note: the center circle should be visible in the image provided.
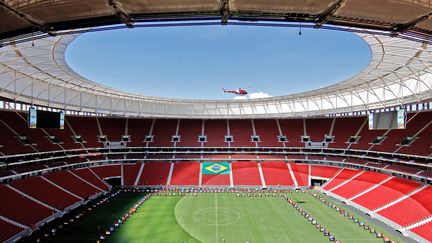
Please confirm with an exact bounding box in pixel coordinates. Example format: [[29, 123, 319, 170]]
[[193, 207, 241, 226]]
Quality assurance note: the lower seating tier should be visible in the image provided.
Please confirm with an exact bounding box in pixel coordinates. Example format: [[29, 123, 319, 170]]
[[260, 162, 294, 186], [43, 171, 101, 199], [10, 177, 81, 210], [170, 162, 200, 186], [352, 177, 422, 210], [0, 219, 26, 242], [0, 185, 55, 227], [411, 221, 432, 242]]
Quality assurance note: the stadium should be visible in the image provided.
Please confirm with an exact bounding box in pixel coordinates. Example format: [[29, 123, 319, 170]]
[[0, 0, 432, 242]]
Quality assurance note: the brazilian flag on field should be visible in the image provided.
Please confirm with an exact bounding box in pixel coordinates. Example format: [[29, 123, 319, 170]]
[[202, 162, 230, 175]]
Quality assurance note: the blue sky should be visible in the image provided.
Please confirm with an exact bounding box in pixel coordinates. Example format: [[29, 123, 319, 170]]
[[66, 25, 371, 100]]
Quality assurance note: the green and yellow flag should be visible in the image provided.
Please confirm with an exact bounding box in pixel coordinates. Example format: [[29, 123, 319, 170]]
[[202, 162, 230, 175]]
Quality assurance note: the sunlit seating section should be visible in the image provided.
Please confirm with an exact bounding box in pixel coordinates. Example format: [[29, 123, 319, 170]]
[[170, 161, 200, 186], [410, 221, 432, 242], [291, 163, 309, 186], [331, 171, 390, 199], [322, 168, 361, 191], [377, 187, 432, 227], [232, 162, 262, 186], [352, 177, 422, 210], [260, 162, 294, 186], [310, 165, 341, 179]]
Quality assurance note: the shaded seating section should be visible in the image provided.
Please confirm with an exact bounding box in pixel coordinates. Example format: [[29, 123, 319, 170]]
[[331, 171, 390, 199], [305, 118, 332, 142], [10, 163, 47, 173], [418, 170, 432, 179], [150, 119, 177, 147], [170, 162, 200, 186], [386, 164, 422, 175], [0, 111, 60, 152], [377, 186, 432, 226], [127, 118, 152, 147], [0, 113, 36, 155], [310, 165, 341, 179], [307, 155, 324, 160], [137, 162, 171, 186], [176, 120, 202, 147], [72, 168, 110, 190], [0, 169, 14, 177], [43, 171, 100, 199], [330, 117, 365, 149], [349, 125, 384, 150], [352, 177, 422, 210], [0, 219, 26, 243], [232, 162, 262, 186], [123, 163, 142, 186], [203, 120, 227, 147], [45, 123, 82, 150], [411, 221, 432, 242], [230, 154, 258, 159], [10, 176, 80, 210], [345, 157, 369, 165], [253, 119, 281, 147], [322, 168, 361, 191], [0, 184, 55, 227], [98, 117, 124, 142], [397, 120, 432, 156], [0, 111, 430, 156], [66, 116, 100, 148], [229, 120, 255, 147], [287, 154, 306, 160], [260, 162, 294, 186], [90, 165, 121, 179], [291, 163, 309, 186], [279, 119, 304, 147], [374, 112, 430, 152]]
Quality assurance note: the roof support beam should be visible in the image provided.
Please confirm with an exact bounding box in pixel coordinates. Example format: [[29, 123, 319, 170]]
[[0, 0, 54, 35], [314, 0, 345, 28], [106, 0, 134, 28], [392, 12, 432, 35]]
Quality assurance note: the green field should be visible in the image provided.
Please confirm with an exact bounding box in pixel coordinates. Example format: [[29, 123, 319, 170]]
[[109, 192, 405, 243], [49, 192, 144, 242], [52, 191, 406, 243]]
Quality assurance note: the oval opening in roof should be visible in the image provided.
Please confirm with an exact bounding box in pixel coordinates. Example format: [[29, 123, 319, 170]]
[[65, 25, 371, 100]]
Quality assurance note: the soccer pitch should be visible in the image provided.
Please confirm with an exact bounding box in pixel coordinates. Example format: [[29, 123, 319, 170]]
[[109, 192, 405, 243]]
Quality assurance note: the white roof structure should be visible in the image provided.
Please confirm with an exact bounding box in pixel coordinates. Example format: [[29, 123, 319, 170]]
[[0, 1, 432, 118]]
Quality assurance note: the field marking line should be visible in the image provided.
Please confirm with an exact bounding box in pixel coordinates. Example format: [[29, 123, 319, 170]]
[[215, 193, 219, 243]]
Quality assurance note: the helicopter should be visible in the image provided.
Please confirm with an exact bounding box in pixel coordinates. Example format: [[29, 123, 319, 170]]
[[222, 88, 248, 96]]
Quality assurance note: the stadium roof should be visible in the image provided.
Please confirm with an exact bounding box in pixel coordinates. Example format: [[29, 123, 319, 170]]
[[0, 0, 432, 118]]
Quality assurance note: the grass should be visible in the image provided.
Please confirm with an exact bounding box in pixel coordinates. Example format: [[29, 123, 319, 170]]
[[53, 191, 406, 243], [49, 192, 144, 242]]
